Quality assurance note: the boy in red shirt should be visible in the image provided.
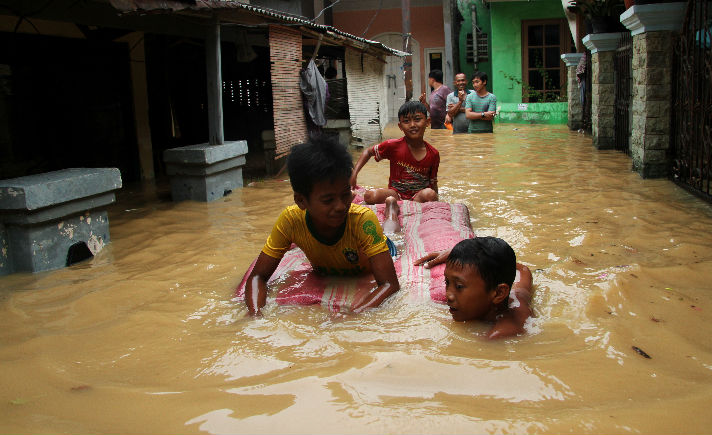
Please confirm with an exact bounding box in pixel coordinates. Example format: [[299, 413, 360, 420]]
[[350, 101, 440, 231]]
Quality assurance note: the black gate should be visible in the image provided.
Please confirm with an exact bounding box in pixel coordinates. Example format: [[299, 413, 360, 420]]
[[582, 50, 592, 133], [614, 32, 633, 155], [671, 0, 712, 201]]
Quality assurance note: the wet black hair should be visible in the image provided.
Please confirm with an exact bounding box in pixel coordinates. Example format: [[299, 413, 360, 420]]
[[287, 134, 353, 198], [472, 71, 488, 84], [397, 100, 429, 119], [428, 69, 443, 83], [447, 237, 516, 292]]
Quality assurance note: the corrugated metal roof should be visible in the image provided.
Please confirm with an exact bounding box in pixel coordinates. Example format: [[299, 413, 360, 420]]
[[109, 0, 409, 57]]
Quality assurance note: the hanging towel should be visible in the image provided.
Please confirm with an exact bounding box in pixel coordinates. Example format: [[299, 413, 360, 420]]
[[299, 59, 327, 127]]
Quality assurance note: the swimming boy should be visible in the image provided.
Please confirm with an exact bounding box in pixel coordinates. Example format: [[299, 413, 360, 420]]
[[350, 101, 439, 205], [415, 237, 533, 339], [245, 136, 400, 316], [465, 72, 497, 133]]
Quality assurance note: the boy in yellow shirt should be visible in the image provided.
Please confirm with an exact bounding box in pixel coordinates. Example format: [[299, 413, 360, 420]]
[[245, 136, 400, 315]]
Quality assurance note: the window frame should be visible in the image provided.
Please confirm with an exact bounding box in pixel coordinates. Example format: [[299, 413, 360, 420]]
[[521, 18, 571, 103]]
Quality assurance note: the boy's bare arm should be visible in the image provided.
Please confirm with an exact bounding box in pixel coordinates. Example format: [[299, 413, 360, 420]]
[[245, 252, 281, 316], [487, 264, 533, 340], [350, 146, 376, 189], [352, 251, 400, 312]]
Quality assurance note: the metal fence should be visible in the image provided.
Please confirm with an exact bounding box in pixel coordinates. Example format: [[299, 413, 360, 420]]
[[671, 0, 711, 201], [582, 50, 592, 133], [614, 32, 633, 155]]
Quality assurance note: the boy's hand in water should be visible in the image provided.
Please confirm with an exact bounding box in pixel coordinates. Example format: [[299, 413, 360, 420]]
[[246, 288, 266, 316], [244, 253, 280, 316], [353, 251, 399, 313], [414, 249, 451, 269], [351, 285, 391, 313]]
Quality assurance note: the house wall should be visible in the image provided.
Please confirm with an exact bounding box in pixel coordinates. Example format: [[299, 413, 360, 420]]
[[344, 48, 387, 145], [456, 0, 493, 91], [333, 5, 444, 97], [489, 0, 566, 104]]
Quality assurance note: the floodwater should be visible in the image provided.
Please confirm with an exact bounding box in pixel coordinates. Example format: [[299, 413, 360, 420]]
[[1, 124, 712, 434]]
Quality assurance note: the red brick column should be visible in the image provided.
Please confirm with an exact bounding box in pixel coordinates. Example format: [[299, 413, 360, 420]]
[[269, 25, 307, 158]]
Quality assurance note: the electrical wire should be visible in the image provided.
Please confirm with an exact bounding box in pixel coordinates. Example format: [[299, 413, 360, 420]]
[[361, 0, 383, 38], [312, 0, 342, 23]]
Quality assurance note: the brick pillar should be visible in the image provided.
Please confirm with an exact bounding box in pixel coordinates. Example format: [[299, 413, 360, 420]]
[[583, 33, 625, 149], [561, 53, 585, 131], [621, 3, 685, 178]]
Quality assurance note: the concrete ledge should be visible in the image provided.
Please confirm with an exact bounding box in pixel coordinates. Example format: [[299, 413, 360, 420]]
[[325, 119, 351, 129], [163, 141, 248, 166], [0, 168, 121, 210], [561, 53, 584, 67], [163, 141, 248, 202], [582, 32, 627, 53], [0, 168, 123, 275], [621, 2, 685, 36], [497, 102, 568, 124], [323, 119, 352, 147]]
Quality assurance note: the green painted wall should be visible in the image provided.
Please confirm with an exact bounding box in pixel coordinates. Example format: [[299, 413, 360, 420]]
[[456, 0, 492, 89], [489, 0, 566, 104], [495, 102, 568, 124]]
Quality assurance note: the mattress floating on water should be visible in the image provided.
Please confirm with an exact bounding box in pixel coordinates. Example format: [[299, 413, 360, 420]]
[[235, 200, 474, 312]]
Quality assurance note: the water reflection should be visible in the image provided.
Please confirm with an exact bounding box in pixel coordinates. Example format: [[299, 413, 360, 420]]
[[1, 124, 712, 434]]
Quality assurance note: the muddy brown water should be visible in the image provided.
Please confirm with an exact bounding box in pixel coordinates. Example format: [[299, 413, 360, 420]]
[[1, 124, 711, 434]]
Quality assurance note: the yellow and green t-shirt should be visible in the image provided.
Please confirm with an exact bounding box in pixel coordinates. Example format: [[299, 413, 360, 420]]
[[262, 203, 388, 276]]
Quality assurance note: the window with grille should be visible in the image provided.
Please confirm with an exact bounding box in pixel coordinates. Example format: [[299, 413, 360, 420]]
[[466, 31, 489, 64]]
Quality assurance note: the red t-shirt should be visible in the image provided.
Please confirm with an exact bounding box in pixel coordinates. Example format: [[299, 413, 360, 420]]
[[372, 137, 440, 200]]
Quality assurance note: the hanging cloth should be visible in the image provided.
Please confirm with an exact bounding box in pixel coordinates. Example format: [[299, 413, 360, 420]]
[[575, 52, 587, 107], [299, 59, 327, 127]]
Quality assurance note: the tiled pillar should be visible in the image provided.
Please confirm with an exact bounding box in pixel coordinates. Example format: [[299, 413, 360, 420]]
[[582, 33, 625, 149], [561, 53, 585, 131], [621, 3, 685, 178]]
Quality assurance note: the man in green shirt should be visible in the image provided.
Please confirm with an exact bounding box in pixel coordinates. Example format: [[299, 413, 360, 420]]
[[464, 72, 497, 133]]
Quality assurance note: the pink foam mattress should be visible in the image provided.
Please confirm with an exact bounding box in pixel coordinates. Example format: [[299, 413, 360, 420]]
[[235, 200, 474, 312]]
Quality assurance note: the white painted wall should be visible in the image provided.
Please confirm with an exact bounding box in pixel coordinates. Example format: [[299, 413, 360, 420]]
[[344, 49, 387, 146], [373, 32, 421, 122]]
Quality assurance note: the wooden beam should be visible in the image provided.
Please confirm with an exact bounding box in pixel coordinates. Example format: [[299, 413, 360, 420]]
[[206, 15, 224, 145]]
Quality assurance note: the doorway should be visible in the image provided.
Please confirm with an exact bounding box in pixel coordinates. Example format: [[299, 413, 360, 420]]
[[424, 47, 445, 92]]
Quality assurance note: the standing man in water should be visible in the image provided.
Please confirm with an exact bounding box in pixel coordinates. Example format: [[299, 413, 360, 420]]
[[445, 72, 473, 134], [419, 69, 451, 129], [465, 72, 497, 133]]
